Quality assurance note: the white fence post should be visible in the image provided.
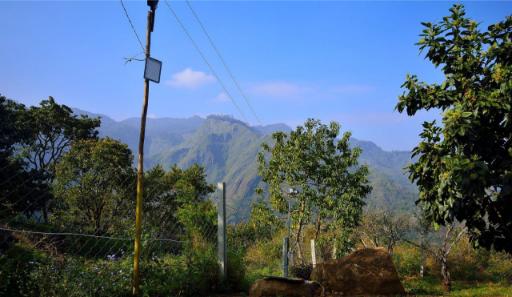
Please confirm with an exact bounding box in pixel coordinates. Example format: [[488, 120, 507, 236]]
[[311, 239, 317, 267], [217, 182, 227, 281]]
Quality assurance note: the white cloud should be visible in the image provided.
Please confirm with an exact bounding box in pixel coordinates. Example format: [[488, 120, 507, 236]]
[[330, 84, 376, 95], [214, 92, 230, 103], [166, 68, 215, 89], [249, 81, 309, 98]]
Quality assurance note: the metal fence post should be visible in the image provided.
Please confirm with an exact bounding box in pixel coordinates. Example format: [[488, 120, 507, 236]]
[[283, 237, 289, 277], [311, 239, 317, 267], [217, 182, 227, 281]]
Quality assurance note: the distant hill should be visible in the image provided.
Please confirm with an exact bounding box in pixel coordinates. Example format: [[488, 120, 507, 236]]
[[74, 109, 418, 222]]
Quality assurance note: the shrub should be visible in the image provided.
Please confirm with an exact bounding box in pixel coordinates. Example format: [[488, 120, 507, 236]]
[[290, 263, 313, 280], [392, 244, 422, 278], [486, 251, 512, 283], [0, 244, 43, 297]]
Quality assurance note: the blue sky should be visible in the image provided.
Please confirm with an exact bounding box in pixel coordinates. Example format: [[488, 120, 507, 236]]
[[1, 1, 510, 150]]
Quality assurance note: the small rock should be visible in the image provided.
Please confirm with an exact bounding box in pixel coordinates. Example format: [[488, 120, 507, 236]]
[[249, 276, 324, 297]]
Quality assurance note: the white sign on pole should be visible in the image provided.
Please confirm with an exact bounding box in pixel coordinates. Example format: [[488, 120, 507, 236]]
[[144, 57, 162, 83]]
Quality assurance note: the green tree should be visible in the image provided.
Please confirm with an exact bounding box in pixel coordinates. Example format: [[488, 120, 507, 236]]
[[21, 97, 100, 221], [53, 138, 134, 235], [396, 5, 512, 252], [143, 164, 215, 240], [248, 199, 282, 241], [258, 119, 371, 260], [0, 95, 47, 220]]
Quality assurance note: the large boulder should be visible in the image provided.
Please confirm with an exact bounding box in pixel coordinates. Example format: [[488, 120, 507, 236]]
[[310, 248, 406, 296], [249, 276, 324, 297]]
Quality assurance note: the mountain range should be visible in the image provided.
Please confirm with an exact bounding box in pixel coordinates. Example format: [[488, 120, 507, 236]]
[[74, 109, 418, 222]]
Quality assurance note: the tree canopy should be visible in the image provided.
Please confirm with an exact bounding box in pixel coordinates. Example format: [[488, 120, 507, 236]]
[[258, 119, 371, 258], [143, 164, 215, 240], [396, 5, 512, 252], [53, 138, 134, 235]]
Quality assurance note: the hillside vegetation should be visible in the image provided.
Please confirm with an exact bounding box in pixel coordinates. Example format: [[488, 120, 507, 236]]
[[78, 110, 418, 221]]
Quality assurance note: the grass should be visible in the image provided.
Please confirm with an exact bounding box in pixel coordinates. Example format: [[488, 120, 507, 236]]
[[403, 276, 512, 297]]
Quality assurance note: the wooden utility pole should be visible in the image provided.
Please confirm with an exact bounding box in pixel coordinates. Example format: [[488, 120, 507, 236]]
[[133, 1, 158, 295]]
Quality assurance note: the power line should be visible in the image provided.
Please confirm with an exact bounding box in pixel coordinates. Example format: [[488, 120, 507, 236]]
[[119, 0, 145, 53], [185, 0, 262, 125], [163, 0, 248, 123]]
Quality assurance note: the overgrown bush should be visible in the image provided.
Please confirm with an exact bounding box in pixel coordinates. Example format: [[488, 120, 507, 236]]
[[0, 241, 233, 297], [290, 263, 313, 280], [0, 244, 42, 297], [392, 244, 422, 277]]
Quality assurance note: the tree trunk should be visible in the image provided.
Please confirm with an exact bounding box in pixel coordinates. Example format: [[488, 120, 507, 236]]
[[440, 257, 451, 292], [387, 244, 394, 256], [294, 201, 306, 264], [314, 214, 321, 241], [42, 202, 49, 223]]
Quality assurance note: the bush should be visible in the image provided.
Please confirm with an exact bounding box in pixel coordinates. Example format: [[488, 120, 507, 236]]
[[224, 245, 247, 292], [141, 245, 219, 297], [392, 244, 422, 278], [1, 241, 235, 297], [244, 232, 283, 285], [486, 251, 512, 283], [290, 263, 313, 280], [31, 257, 132, 297], [0, 244, 43, 297]]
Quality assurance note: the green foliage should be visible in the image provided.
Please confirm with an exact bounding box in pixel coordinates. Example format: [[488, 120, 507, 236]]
[[258, 119, 371, 257], [98, 114, 420, 222], [392, 244, 422, 277], [0, 242, 226, 297], [392, 238, 512, 288], [21, 96, 100, 182], [143, 164, 215, 239], [396, 4, 512, 252], [52, 138, 135, 235], [0, 244, 42, 297], [177, 200, 217, 242], [0, 96, 47, 219], [141, 245, 219, 297], [402, 276, 512, 297], [248, 199, 282, 241], [0, 96, 100, 222]]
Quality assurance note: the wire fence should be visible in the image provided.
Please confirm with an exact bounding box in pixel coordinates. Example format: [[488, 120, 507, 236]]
[[0, 166, 223, 297]]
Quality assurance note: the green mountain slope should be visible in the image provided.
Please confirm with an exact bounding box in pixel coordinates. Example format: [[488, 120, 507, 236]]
[[74, 110, 418, 221], [147, 115, 268, 221]]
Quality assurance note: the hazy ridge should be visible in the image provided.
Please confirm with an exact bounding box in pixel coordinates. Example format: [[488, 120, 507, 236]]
[[74, 109, 418, 221]]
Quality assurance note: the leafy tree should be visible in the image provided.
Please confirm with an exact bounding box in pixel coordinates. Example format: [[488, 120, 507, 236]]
[[396, 4, 512, 252], [247, 199, 282, 241], [143, 164, 215, 240], [52, 138, 134, 235], [0, 95, 47, 220], [21, 97, 100, 221], [258, 119, 371, 260]]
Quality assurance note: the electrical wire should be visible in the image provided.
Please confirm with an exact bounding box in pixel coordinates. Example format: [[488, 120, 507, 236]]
[[163, 0, 248, 123], [119, 0, 146, 53], [185, 0, 262, 125]]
